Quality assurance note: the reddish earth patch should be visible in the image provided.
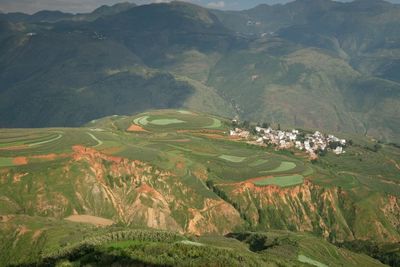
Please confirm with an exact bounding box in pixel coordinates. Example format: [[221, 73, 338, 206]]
[[136, 183, 165, 199], [0, 215, 14, 222], [175, 161, 185, 170], [32, 230, 43, 242], [177, 129, 225, 134], [127, 124, 148, 132], [137, 183, 154, 194], [31, 153, 58, 160], [17, 225, 30, 235], [0, 144, 29, 151], [72, 145, 124, 164], [195, 133, 225, 139], [13, 157, 28, 165], [100, 146, 123, 154], [193, 168, 208, 181], [31, 153, 69, 161], [13, 172, 28, 183]]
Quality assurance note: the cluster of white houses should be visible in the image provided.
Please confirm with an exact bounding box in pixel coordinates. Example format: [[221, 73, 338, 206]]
[[230, 125, 347, 158]]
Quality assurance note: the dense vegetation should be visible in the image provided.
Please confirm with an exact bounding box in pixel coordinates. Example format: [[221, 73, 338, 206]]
[[337, 240, 400, 267], [1, 223, 387, 267]]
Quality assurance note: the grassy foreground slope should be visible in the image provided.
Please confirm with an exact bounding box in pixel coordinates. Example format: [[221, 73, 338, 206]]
[[0, 110, 399, 265], [0, 216, 385, 267]]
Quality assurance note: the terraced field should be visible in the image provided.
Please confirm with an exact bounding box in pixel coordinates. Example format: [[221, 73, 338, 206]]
[[0, 110, 399, 266], [2, 110, 397, 191], [2, 110, 398, 191], [253, 175, 304, 187]]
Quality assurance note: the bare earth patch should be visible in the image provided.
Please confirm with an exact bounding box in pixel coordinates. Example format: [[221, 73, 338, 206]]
[[0, 144, 28, 151], [65, 215, 114, 226], [127, 124, 148, 132], [195, 133, 225, 139], [13, 157, 28, 165]]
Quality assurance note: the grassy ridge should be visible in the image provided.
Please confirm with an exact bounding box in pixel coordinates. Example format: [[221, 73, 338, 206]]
[[0, 216, 386, 267]]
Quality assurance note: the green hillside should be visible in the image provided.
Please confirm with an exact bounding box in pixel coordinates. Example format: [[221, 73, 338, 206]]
[[0, 218, 386, 266], [0, 110, 398, 265]]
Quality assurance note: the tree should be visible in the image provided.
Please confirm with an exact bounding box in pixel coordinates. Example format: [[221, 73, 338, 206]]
[[329, 141, 340, 149]]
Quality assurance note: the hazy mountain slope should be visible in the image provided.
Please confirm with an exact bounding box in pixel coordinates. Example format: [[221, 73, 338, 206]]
[[0, 0, 399, 142], [215, 0, 400, 83], [212, 0, 339, 35], [207, 39, 400, 141], [82, 2, 137, 20], [0, 2, 137, 23], [0, 11, 74, 23], [92, 1, 245, 66], [0, 4, 234, 127]]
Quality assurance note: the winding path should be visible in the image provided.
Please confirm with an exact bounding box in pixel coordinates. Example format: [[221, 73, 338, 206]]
[[87, 132, 103, 147], [28, 133, 63, 147]]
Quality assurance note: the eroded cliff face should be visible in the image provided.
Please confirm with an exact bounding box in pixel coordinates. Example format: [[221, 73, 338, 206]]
[[214, 180, 400, 242], [1, 146, 399, 241], [71, 146, 242, 234], [0, 146, 242, 235]]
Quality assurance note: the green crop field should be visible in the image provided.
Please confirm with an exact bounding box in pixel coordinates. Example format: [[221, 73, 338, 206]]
[[149, 119, 186, 125], [249, 159, 269, 167], [261, 161, 297, 173], [253, 175, 304, 187], [0, 157, 15, 167], [130, 110, 226, 132], [219, 154, 246, 163], [205, 118, 222, 128], [298, 255, 328, 267]]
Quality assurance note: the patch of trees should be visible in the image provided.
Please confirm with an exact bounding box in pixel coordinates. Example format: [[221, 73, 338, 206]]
[[18, 229, 265, 267], [336, 240, 400, 267], [206, 180, 251, 224], [364, 144, 382, 152]]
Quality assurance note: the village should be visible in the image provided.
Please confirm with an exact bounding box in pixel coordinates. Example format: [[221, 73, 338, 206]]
[[229, 119, 347, 159]]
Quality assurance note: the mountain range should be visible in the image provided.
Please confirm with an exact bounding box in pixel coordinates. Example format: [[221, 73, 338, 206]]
[[0, 0, 399, 142]]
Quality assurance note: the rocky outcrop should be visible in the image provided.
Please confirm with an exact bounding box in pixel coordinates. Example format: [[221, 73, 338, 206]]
[[0, 146, 241, 235], [215, 180, 400, 242], [1, 146, 398, 242]]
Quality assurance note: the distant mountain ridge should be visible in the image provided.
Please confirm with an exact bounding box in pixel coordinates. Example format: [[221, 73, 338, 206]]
[[0, 2, 136, 22], [0, 0, 399, 142]]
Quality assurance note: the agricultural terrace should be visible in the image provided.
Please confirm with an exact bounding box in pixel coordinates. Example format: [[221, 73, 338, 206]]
[[89, 110, 310, 188], [2, 109, 396, 192], [126, 110, 226, 132], [0, 110, 315, 189], [116, 126, 308, 186], [0, 128, 119, 160], [253, 175, 304, 187]]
